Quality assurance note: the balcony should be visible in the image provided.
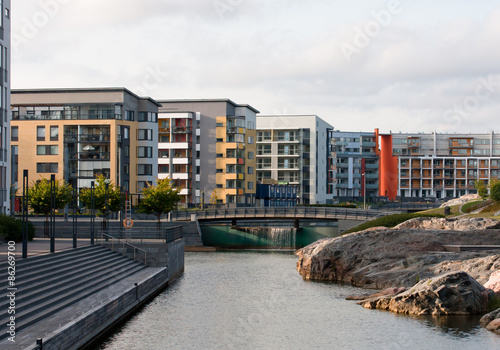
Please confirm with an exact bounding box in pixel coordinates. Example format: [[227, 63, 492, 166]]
[[361, 141, 376, 147], [172, 126, 192, 134], [227, 126, 245, 134], [65, 134, 111, 143], [70, 152, 111, 161], [365, 163, 378, 169], [159, 127, 170, 134], [15, 113, 122, 121]]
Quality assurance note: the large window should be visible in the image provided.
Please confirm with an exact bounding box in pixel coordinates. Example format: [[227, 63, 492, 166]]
[[11, 126, 18, 141], [37, 163, 58, 173], [138, 164, 152, 175], [37, 126, 45, 141], [125, 111, 134, 121], [37, 145, 58, 155], [138, 129, 153, 140], [50, 126, 59, 141], [138, 146, 153, 158]]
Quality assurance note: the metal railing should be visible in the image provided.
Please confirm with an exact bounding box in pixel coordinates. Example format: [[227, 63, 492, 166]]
[[96, 232, 148, 265], [165, 226, 183, 243], [170, 207, 394, 222]]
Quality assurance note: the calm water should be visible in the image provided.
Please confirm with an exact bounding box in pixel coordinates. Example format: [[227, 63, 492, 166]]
[[98, 252, 499, 350]]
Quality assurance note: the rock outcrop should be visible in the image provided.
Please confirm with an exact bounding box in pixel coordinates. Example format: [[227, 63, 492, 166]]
[[296, 218, 500, 289], [480, 308, 500, 335], [439, 194, 480, 208], [485, 270, 500, 296], [360, 271, 490, 315], [394, 217, 500, 231]]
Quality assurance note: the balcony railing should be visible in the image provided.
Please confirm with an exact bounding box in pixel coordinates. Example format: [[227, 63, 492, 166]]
[[70, 152, 111, 160], [172, 126, 192, 134], [65, 134, 111, 142], [14, 113, 122, 121]]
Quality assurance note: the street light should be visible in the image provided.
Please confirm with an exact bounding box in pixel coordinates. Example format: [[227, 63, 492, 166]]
[[90, 181, 95, 245], [22, 170, 28, 259], [363, 173, 367, 210], [50, 174, 55, 253]]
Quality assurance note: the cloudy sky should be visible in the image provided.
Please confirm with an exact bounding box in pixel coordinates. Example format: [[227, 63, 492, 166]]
[[11, 0, 500, 134]]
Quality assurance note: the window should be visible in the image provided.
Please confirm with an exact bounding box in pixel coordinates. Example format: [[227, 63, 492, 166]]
[[248, 166, 254, 174], [248, 136, 254, 144], [159, 150, 169, 158], [50, 126, 59, 141], [37, 145, 58, 155], [248, 151, 254, 159], [158, 165, 169, 173], [216, 153, 223, 158], [37, 163, 58, 173], [37, 126, 45, 141], [138, 146, 153, 158], [138, 129, 153, 140], [248, 182, 254, 190], [138, 164, 152, 175], [123, 127, 129, 139], [216, 138, 223, 142], [11, 126, 17, 141], [137, 181, 149, 191], [123, 146, 130, 157], [125, 111, 134, 121]]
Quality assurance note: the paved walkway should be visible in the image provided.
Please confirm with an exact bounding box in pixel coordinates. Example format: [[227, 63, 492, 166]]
[[0, 238, 92, 262]]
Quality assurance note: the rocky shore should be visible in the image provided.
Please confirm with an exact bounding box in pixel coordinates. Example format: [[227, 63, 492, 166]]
[[295, 217, 500, 334]]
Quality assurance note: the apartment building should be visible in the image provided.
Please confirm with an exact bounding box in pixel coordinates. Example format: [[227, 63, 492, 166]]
[[379, 130, 500, 200], [328, 131, 379, 201], [0, 0, 9, 214], [156, 99, 258, 207], [11, 88, 159, 202], [256, 115, 333, 204]]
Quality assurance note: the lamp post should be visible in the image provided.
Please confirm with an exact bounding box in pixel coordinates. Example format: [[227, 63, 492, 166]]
[[22, 170, 28, 259], [72, 185, 77, 249], [90, 181, 95, 245], [362, 172, 366, 210], [50, 174, 55, 253], [105, 183, 109, 237]]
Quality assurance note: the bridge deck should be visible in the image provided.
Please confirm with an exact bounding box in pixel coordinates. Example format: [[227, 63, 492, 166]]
[[171, 207, 395, 222]]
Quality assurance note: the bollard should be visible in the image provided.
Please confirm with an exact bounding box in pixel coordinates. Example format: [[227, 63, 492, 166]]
[[36, 338, 43, 349]]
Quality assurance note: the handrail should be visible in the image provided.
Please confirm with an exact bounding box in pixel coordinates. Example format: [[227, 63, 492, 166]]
[[170, 207, 396, 222], [97, 232, 148, 265]]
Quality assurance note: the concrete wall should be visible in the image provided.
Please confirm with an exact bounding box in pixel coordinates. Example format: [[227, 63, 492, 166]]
[[167, 239, 185, 280], [29, 269, 169, 350]]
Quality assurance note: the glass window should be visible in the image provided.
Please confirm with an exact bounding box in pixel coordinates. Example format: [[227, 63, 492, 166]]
[[138, 146, 153, 158], [37, 163, 58, 173], [11, 126, 18, 141], [138, 129, 153, 140], [138, 164, 152, 175], [37, 126, 45, 141], [37, 145, 59, 155], [50, 126, 59, 141]]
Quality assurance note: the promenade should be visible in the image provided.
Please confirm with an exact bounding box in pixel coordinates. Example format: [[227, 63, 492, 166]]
[[0, 238, 91, 262]]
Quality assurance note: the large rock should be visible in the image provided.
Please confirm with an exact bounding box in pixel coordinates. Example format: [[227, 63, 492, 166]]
[[432, 255, 500, 285], [485, 270, 500, 295], [480, 308, 500, 335], [394, 217, 500, 231], [440, 194, 480, 208], [296, 221, 500, 288], [388, 272, 490, 315]]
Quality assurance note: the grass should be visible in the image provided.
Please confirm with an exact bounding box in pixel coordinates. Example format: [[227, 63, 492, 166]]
[[418, 204, 461, 217], [461, 200, 486, 213], [342, 212, 445, 234]]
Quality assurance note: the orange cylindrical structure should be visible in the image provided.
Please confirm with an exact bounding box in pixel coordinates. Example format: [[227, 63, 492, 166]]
[[375, 129, 398, 200]]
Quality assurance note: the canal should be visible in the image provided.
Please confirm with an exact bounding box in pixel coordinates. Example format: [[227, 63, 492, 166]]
[[97, 252, 499, 350]]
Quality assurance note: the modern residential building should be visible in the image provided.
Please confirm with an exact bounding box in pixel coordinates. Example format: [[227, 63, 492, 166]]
[[378, 130, 500, 200], [256, 115, 333, 204], [156, 99, 258, 207], [11, 88, 159, 204], [328, 131, 379, 202], [1, 0, 10, 214]]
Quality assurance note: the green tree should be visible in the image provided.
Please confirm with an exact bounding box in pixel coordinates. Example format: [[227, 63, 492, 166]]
[[137, 178, 181, 224], [490, 179, 500, 202], [474, 179, 488, 199], [79, 175, 123, 215], [28, 177, 73, 217]]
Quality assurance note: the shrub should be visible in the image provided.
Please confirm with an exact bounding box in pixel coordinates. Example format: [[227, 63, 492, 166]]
[[490, 180, 500, 202], [342, 213, 445, 234], [0, 215, 35, 242]]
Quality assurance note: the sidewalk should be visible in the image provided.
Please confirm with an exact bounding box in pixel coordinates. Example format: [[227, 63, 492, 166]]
[[0, 238, 91, 262]]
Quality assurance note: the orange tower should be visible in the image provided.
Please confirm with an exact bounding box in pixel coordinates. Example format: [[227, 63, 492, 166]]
[[375, 129, 398, 200]]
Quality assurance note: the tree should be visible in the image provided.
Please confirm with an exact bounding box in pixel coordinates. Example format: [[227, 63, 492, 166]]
[[28, 177, 73, 236], [490, 179, 500, 202], [209, 189, 218, 208], [474, 179, 488, 199], [79, 175, 123, 215], [137, 178, 181, 224]]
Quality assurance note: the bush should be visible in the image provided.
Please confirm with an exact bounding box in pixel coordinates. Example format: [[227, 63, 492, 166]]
[[342, 213, 445, 234], [298, 204, 357, 209], [0, 215, 35, 242], [491, 180, 500, 202]]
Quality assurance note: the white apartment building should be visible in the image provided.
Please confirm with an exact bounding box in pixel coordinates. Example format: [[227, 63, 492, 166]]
[[256, 115, 333, 204]]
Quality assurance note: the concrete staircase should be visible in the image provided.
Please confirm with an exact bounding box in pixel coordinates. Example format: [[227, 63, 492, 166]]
[[0, 245, 147, 341]]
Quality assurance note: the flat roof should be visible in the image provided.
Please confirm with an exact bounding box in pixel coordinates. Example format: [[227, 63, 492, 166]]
[[12, 87, 162, 107], [157, 98, 260, 113]]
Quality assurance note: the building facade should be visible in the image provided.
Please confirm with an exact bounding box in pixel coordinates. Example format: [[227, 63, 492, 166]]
[[156, 99, 258, 207], [256, 115, 333, 204], [11, 88, 159, 202], [1, 0, 9, 214], [328, 131, 379, 202], [379, 130, 500, 200]]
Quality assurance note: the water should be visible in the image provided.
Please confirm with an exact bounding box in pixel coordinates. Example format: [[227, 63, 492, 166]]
[[97, 252, 499, 350]]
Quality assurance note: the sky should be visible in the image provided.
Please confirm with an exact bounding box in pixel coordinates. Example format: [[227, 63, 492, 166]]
[[10, 0, 500, 134]]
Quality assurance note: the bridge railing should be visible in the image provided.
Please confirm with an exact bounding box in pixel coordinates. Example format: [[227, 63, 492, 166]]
[[170, 207, 393, 221]]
